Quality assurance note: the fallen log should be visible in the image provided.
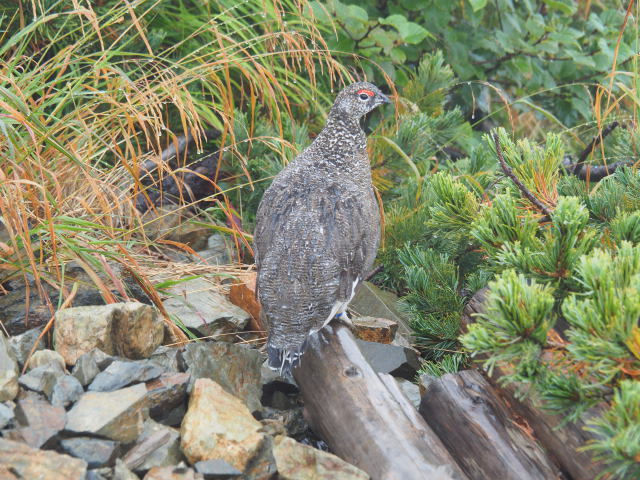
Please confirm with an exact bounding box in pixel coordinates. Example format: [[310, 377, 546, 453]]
[[419, 370, 563, 480], [293, 322, 468, 480], [462, 290, 606, 480]]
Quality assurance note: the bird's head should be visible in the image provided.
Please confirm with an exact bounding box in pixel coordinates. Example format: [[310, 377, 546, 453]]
[[329, 82, 390, 120]]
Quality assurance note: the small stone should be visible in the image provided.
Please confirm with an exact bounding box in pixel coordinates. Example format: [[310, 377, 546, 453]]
[[9, 327, 45, 367], [181, 342, 262, 412], [194, 459, 242, 479], [143, 463, 203, 480], [150, 346, 181, 372], [91, 348, 117, 370], [163, 278, 250, 339], [128, 419, 183, 473], [0, 332, 19, 402], [114, 459, 141, 480], [28, 349, 66, 371], [18, 364, 65, 397], [54, 302, 164, 366], [51, 375, 84, 408], [261, 407, 309, 438], [0, 402, 15, 429], [355, 340, 421, 380], [60, 437, 121, 468], [0, 438, 87, 479], [167, 223, 211, 251], [145, 372, 190, 420], [72, 351, 100, 386], [65, 384, 148, 443], [89, 360, 164, 392], [395, 378, 421, 409], [273, 435, 369, 480], [180, 379, 265, 471], [352, 317, 398, 344], [7, 396, 65, 448]]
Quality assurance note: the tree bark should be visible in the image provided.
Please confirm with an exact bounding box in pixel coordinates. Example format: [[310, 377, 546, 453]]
[[419, 370, 564, 480], [293, 322, 468, 480]]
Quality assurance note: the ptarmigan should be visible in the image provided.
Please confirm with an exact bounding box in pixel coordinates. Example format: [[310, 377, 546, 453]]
[[253, 82, 389, 373]]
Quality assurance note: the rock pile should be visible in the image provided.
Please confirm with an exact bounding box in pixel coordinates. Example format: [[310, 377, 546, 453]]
[[0, 286, 415, 479]]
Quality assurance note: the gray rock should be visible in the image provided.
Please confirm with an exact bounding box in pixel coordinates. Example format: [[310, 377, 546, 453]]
[[54, 302, 164, 366], [9, 327, 45, 367], [162, 278, 249, 339], [60, 437, 121, 468], [18, 363, 65, 397], [89, 360, 164, 392], [150, 346, 181, 372], [194, 459, 242, 479], [143, 463, 203, 480], [86, 468, 113, 480], [395, 378, 421, 409], [72, 351, 100, 386], [194, 234, 232, 266], [0, 332, 19, 402], [355, 339, 421, 380], [145, 372, 190, 420], [130, 419, 184, 473], [90, 348, 117, 370], [28, 349, 66, 371], [181, 342, 262, 412], [51, 375, 84, 408], [114, 459, 141, 480], [6, 395, 65, 448], [0, 401, 15, 429], [0, 438, 87, 479], [65, 384, 148, 443]]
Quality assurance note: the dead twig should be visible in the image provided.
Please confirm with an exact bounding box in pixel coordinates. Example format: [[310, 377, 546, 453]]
[[563, 158, 634, 181], [573, 122, 620, 174], [492, 133, 553, 219]]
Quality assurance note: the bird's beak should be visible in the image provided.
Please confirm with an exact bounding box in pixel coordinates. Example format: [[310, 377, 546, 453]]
[[378, 93, 391, 104]]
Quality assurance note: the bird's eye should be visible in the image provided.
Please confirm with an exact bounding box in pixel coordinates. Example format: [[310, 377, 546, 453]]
[[359, 93, 370, 101]]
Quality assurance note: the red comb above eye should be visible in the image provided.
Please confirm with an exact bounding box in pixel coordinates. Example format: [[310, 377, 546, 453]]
[[356, 89, 374, 96]]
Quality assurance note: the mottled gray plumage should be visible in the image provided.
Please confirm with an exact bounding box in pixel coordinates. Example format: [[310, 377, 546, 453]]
[[253, 82, 389, 373]]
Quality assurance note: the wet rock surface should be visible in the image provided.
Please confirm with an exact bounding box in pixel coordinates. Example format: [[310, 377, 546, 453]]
[[54, 302, 164, 365], [0, 332, 19, 401], [180, 342, 262, 412], [162, 278, 250, 339], [65, 384, 148, 442]]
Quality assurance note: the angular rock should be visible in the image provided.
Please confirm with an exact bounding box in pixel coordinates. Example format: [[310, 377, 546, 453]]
[[7, 395, 65, 448], [54, 302, 163, 365], [349, 281, 413, 339], [66, 384, 148, 442], [0, 332, 19, 401], [126, 419, 183, 473], [395, 378, 421, 409], [273, 435, 369, 480], [72, 351, 100, 386], [167, 223, 211, 251], [86, 468, 113, 480], [0, 401, 15, 429], [244, 433, 277, 480], [355, 339, 421, 380], [114, 459, 141, 480], [180, 379, 265, 471], [28, 349, 66, 371], [181, 342, 262, 411], [51, 375, 84, 408], [143, 463, 203, 480], [146, 372, 190, 419], [352, 317, 398, 344], [91, 348, 117, 370], [193, 459, 242, 479], [89, 360, 164, 392], [163, 278, 249, 339], [0, 438, 87, 479], [195, 233, 232, 265], [18, 363, 64, 397], [150, 346, 181, 372], [261, 407, 309, 438], [9, 327, 45, 367], [60, 437, 121, 468]]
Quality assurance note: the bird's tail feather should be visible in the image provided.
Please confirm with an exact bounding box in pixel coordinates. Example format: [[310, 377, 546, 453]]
[[267, 340, 308, 376]]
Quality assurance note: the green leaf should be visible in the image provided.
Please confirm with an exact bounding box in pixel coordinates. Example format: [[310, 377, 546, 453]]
[[380, 14, 432, 44], [468, 0, 488, 12]]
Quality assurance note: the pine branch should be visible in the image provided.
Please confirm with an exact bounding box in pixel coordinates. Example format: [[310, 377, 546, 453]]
[[492, 132, 553, 219], [573, 122, 620, 174]]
